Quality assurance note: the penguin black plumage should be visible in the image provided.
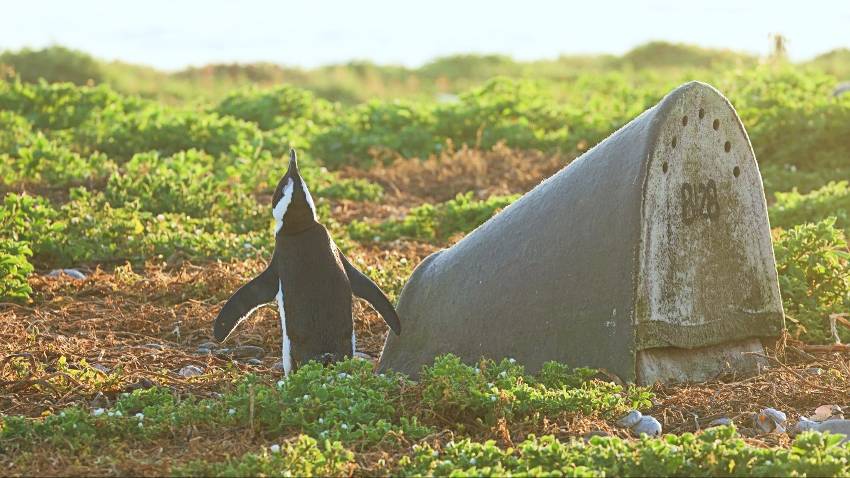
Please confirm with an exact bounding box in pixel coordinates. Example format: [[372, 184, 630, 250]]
[[213, 149, 401, 375]]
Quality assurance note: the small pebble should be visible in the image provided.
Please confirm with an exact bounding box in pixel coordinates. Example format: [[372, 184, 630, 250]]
[[125, 378, 155, 392], [194, 347, 212, 356], [583, 430, 610, 442], [616, 410, 643, 428], [91, 364, 110, 374], [47, 269, 86, 280], [707, 417, 734, 428], [270, 444, 281, 453], [353, 352, 373, 360], [244, 358, 263, 366], [271, 361, 286, 372], [228, 408, 236, 416], [92, 408, 105, 417], [198, 341, 218, 350], [232, 345, 265, 360], [142, 343, 164, 351], [179, 365, 204, 378]]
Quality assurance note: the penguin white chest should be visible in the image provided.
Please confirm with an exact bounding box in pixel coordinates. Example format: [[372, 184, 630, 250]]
[[276, 282, 292, 375]]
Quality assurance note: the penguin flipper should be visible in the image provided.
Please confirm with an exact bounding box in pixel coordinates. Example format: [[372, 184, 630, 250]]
[[213, 264, 278, 342], [340, 253, 402, 336]]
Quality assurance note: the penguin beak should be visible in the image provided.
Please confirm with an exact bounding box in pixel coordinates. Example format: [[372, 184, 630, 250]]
[[288, 148, 300, 178]]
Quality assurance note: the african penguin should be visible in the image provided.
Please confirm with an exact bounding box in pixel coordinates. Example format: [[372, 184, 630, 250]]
[[213, 149, 401, 375]]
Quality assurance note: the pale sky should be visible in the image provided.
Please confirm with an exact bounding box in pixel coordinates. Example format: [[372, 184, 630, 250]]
[[2, 0, 849, 70]]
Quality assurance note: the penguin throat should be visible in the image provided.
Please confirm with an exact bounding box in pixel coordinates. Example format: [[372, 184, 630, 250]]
[[280, 219, 320, 236]]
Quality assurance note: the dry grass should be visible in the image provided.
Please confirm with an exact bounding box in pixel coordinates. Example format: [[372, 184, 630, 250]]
[[352, 142, 572, 205]]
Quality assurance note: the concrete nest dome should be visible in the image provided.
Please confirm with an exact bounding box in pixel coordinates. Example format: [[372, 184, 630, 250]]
[[378, 81, 784, 385]]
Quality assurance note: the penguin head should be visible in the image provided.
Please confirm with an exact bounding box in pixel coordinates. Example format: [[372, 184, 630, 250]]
[[272, 149, 318, 235]]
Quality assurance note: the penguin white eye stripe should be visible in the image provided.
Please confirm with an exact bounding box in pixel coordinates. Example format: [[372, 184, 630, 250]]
[[301, 180, 317, 220], [272, 178, 294, 234]]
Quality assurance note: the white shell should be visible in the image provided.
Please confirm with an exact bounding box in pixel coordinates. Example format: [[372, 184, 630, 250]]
[[632, 416, 662, 437], [47, 268, 86, 280], [616, 410, 643, 428], [179, 365, 204, 378]]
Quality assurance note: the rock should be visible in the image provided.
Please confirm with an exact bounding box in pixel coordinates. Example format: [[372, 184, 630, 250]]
[[806, 367, 824, 376], [91, 363, 111, 374], [214, 347, 231, 356], [353, 352, 374, 360], [707, 417, 734, 428], [47, 269, 86, 280], [90, 391, 109, 408], [632, 416, 662, 437], [244, 358, 263, 366], [195, 347, 212, 356], [198, 341, 218, 350], [793, 418, 850, 443], [793, 417, 819, 435], [583, 430, 610, 442], [142, 343, 164, 351], [833, 82, 850, 97], [807, 420, 850, 444], [179, 365, 204, 378], [754, 408, 787, 433], [125, 378, 155, 392], [232, 345, 265, 360], [616, 410, 643, 428], [812, 405, 844, 422], [271, 360, 285, 372]]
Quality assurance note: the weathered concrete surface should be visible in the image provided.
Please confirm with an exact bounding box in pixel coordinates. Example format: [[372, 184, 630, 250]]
[[378, 81, 784, 384], [637, 338, 766, 385]]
